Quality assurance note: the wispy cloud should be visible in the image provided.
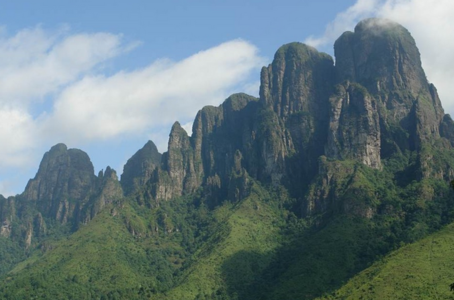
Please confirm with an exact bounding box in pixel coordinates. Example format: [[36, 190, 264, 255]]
[[0, 26, 133, 108], [41, 39, 264, 143], [305, 0, 380, 48]]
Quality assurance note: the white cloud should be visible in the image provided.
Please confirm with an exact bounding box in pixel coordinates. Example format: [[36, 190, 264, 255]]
[[305, 0, 454, 115], [0, 108, 36, 168], [305, 0, 380, 48], [0, 180, 15, 198], [242, 80, 260, 98], [377, 0, 454, 114], [0, 26, 132, 108], [41, 39, 264, 143], [181, 122, 194, 137]]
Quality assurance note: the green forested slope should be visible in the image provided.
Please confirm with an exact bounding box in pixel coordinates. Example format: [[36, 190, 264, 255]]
[[2, 159, 454, 300], [0, 206, 168, 299], [318, 222, 454, 300], [0, 196, 209, 299], [160, 184, 285, 300]]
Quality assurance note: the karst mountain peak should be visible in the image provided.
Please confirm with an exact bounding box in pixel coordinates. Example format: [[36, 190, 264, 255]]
[[1, 18, 454, 299]]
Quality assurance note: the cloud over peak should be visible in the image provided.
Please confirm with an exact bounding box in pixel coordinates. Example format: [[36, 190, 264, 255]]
[[304, 0, 454, 116]]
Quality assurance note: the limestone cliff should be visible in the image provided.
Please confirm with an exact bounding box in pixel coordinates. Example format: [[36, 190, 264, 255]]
[[303, 18, 454, 216], [157, 121, 200, 199], [86, 166, 123, 222], [2, 144, 125, 246], [326, 83, 381, 169], [260, 43, 333, 185], [121, 140, 161, 195], [22, 143, 96, 224], [333, 18, 444, 154], [142, 94, 259, 203]]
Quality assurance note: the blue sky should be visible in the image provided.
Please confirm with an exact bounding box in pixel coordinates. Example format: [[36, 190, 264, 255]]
[[1, 1, 354, 61], [1, 0, 454, 196]]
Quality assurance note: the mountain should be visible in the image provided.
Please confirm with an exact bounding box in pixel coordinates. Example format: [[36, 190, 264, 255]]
[[1, 18, 454, 299]]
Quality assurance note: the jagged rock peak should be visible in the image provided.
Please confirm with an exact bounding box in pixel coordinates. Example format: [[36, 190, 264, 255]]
[[222, 93, 258, 113], [104, 166, 117, 180], [121, 140, 161, 195], [355, 18, 406, 33], [192, 93, 258, 139], [272, 42, 329, 64], [170, 121, 186, 135], [333, 18, 445, 154], [49, 143, 67, 153], [260, 42, 334, 119], [164, 121, 196, 192], [27, 143, 95, 192], [22, 143, 96, 222], [258, 42, 334, 185], [167, 121, 191, 153], [334, 18, 427, 96]]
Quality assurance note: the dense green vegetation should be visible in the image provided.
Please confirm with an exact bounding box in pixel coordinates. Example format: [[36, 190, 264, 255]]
[[2, 158, 454, 300], [0, 182, 289, 299], [317, 222, 454, 300], [0, 237, 26, 275], [0, 192, 220, 299]]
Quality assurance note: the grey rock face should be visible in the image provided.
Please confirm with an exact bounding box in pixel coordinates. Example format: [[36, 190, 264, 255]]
[[335, 19, 427, 96], [138, 20, 454, 209], [334, 18, 445, 153], [141, 93, 259, 203], [0, 195, 14, 238], [164, 121, 199, 197], [326, 83, 381, 169], [260, 43, 334, 119], [148, 121, 203, 201], [86, 166, 123, 222], [121, 141, 161, 195], [259, 43, 334, 186], [4, 144, 125, 245], [22, 143, 96, 223]]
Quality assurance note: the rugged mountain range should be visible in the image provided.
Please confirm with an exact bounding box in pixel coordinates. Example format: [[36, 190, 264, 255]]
[[1, 18, 454, 299]]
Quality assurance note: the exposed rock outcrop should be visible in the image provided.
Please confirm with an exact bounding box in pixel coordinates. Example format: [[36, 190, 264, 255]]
[[260, 42, 334, 120], [260, 43, 334, 185], [121, 141, 161, 195], [334, 18, 444, 154], [148, 93, 259, 203], [0, 144, 126, 245], [22, 143, 96, 224], [326, 83, 381, 169], [86, 166, 123, 222]]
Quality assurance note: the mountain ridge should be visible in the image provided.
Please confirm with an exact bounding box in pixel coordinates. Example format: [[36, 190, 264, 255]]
[[1, 18, 454, 299]]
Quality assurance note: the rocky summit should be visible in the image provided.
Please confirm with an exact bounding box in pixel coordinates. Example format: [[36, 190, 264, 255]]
[[1, 18, 454, 299]]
